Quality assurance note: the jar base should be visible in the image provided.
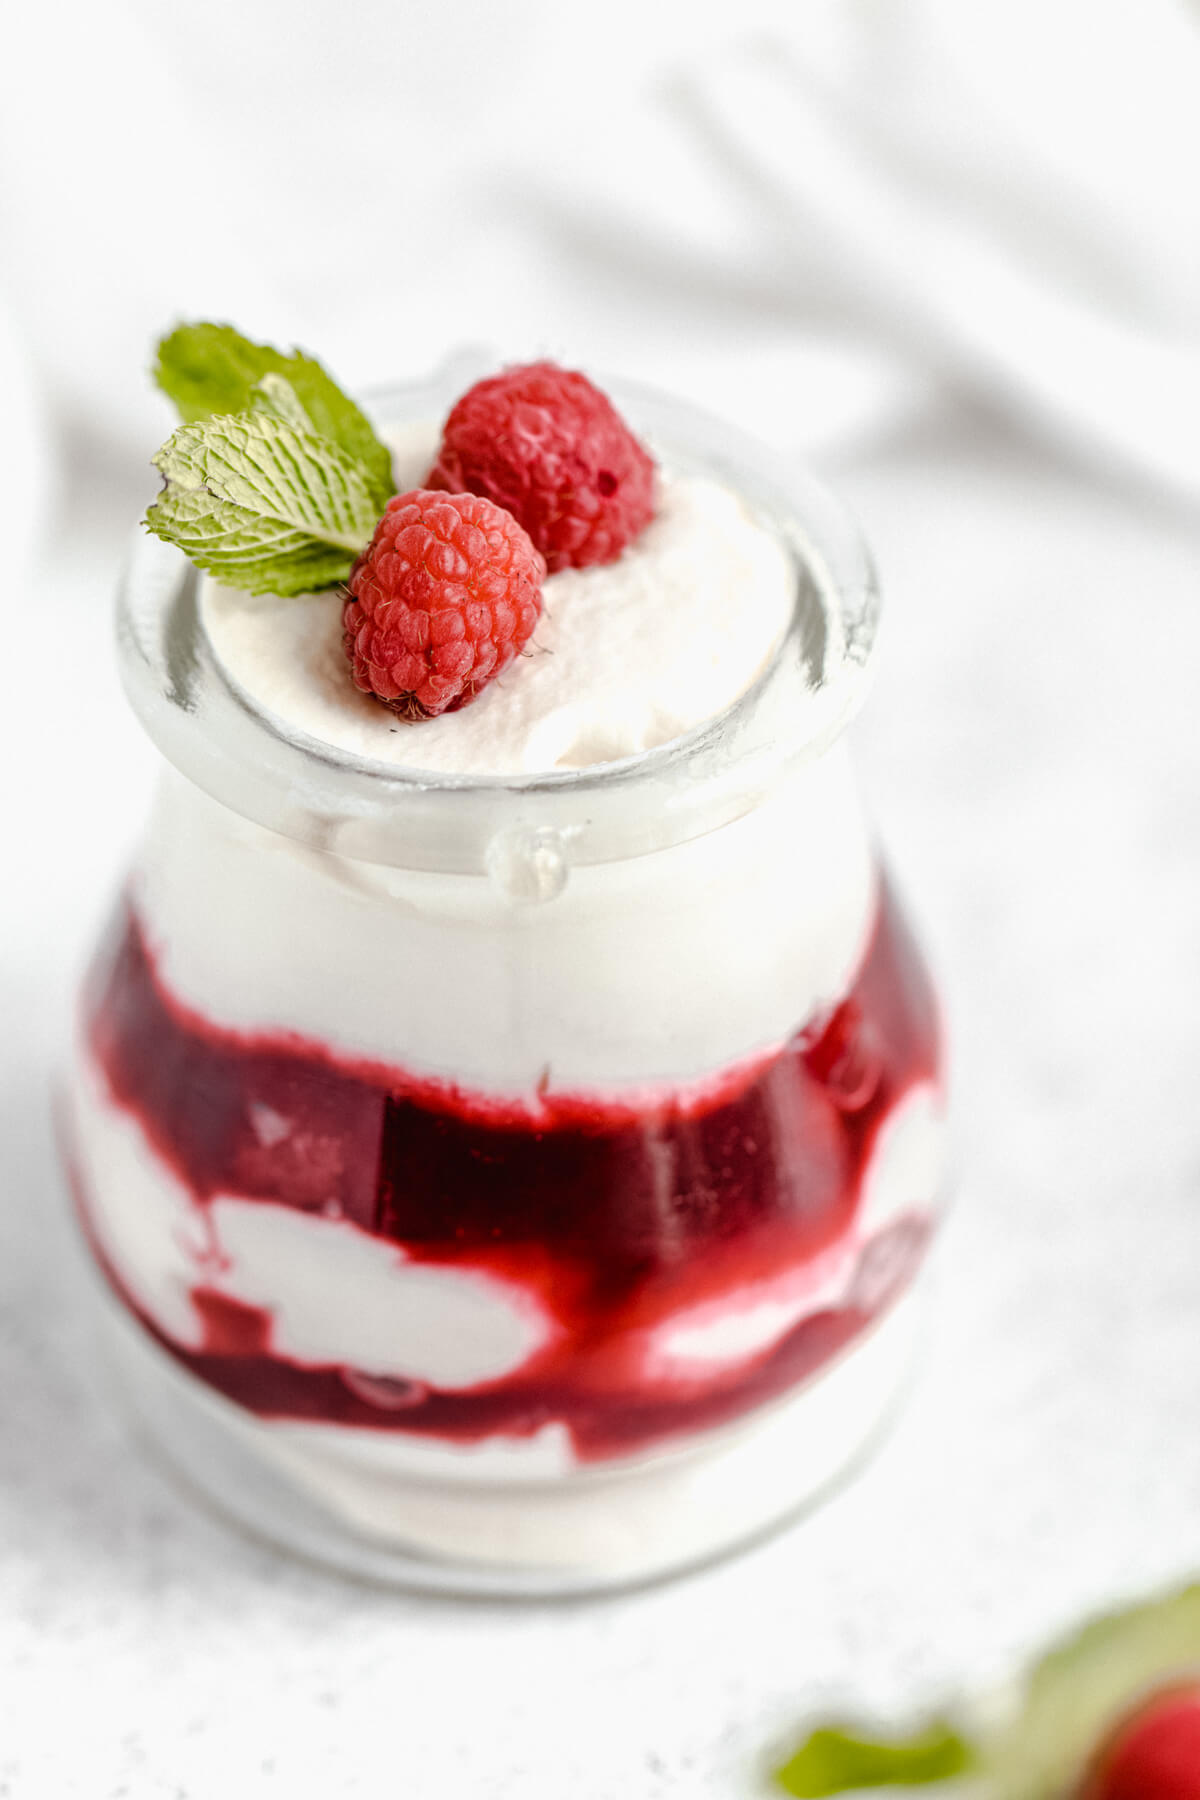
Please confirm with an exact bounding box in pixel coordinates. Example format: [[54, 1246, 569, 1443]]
[[97, 1287, 923, 1597]]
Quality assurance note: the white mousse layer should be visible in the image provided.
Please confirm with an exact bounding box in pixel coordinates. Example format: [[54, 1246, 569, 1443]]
[[106, 1271, 922, 1587], [134, 745, 875, 1094], [200, 426, 795, 777]]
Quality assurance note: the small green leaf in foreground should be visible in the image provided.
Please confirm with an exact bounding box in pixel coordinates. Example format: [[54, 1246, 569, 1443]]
[[153, 321, 395, 507], [144, 409, 379, 597], [774, 1721, 976, 1796], [989, 1583, 1200, 1800]]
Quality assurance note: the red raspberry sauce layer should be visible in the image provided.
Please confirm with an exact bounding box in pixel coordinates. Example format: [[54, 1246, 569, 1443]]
[[76, 886, 941, 1460]]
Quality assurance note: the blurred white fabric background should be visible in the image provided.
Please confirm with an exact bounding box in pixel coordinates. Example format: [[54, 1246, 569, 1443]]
[[2, 0, 1199, 494], [2, 3, 1200, 1797]]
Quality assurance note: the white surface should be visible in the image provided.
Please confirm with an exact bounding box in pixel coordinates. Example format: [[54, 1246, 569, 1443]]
[[4, 404, 1199, 1797], [203, 438, 795, 774]]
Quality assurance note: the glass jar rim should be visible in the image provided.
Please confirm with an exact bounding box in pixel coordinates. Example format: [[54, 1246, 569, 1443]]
[[117, 360, 881, 874]]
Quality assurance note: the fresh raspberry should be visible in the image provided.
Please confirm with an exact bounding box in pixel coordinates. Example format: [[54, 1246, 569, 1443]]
[[427, 361, 656, 573], [342, 490, 544, 719], [1082, 1685, 1200, 1800]]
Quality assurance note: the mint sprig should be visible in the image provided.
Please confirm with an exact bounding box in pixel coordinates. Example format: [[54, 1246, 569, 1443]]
[[145, 410, 379, 596], [774, 1722, 975, 1796], [770, 1582, 1200, 1798], [989, 1584, 1200, 1799], [153, 322, 395, 509], [248, 371, 317, 433]]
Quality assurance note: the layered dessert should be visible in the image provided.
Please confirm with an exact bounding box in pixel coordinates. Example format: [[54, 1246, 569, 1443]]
[[64, 330, 946, 1588]]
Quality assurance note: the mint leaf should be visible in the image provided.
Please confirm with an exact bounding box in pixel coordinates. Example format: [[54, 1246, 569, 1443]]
[[144, 410, 378, 596], [153, 322, 395, 508], [774, 1723, 975, 1796], [248, 372, 316, 433], [770, 1584, 1200, 1800]]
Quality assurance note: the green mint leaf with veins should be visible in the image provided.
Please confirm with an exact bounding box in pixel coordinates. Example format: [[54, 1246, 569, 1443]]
[[247, 371, 317, 434], [153, 322, 395, 509], [144, 410, 378, 597], [774, 1723, 976, 1795]]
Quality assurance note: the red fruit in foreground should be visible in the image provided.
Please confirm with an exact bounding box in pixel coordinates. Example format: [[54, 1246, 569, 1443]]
[[427, 361, 656, 573], [343, 490, 545, 719], [1082, 1685, 1200, 1800]]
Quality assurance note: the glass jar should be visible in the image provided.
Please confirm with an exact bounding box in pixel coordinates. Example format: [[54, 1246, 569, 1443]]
[[62, 369, 947, 1595]]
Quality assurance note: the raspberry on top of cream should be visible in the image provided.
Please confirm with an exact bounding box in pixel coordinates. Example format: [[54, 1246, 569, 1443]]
[[200, 422, 795, 777], [144, 327, 795, 774], [427, 360, 657, 573]]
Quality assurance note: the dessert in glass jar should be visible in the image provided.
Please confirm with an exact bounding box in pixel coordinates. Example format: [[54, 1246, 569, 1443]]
[[62, 331, 946, 1593]]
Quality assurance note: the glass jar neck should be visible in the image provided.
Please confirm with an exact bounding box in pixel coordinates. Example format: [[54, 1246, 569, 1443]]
[[117, 369, 880, 876]]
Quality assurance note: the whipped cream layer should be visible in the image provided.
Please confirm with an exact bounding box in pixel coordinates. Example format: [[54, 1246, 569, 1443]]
[[106, 1286, 921, 1584], [199, 424, 795, 776], [135, 750, 875, 1092]]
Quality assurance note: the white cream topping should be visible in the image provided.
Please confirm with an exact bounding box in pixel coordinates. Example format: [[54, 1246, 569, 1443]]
[[206, 1199, 549, 1388], [199, 424, 795, 776]]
